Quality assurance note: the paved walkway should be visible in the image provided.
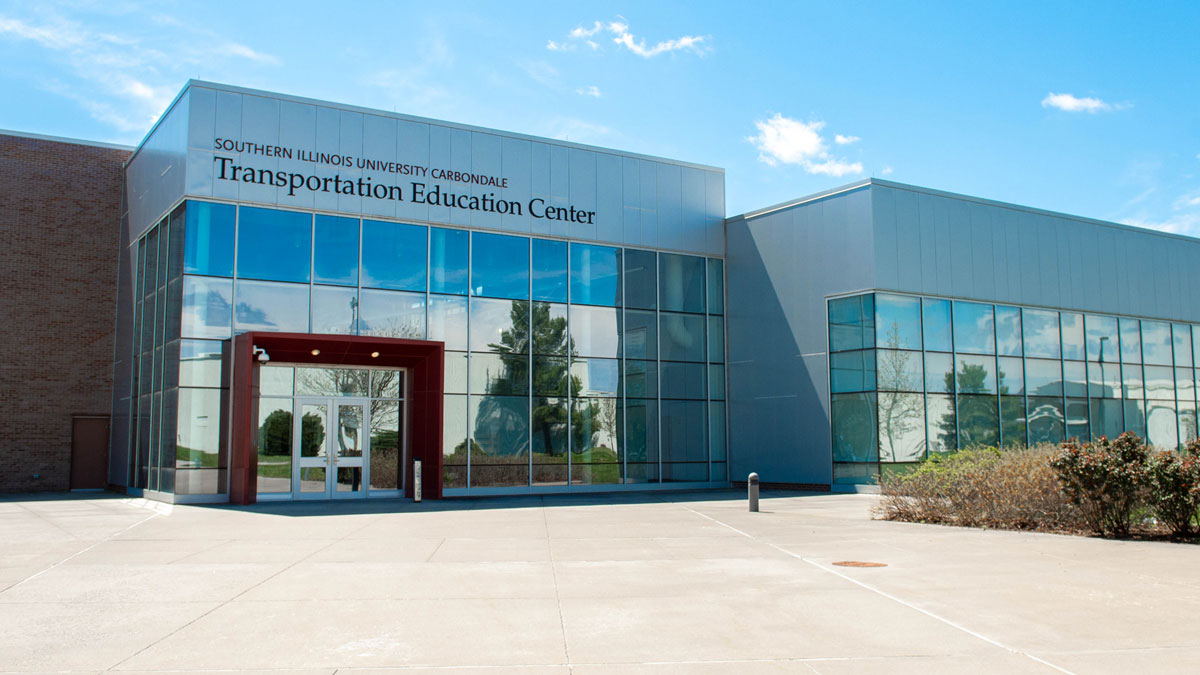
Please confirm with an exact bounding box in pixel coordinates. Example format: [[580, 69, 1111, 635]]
[[1, 490, 1197, 674]]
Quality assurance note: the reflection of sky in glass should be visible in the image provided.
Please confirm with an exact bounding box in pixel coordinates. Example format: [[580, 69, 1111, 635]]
[[922, 298, 952, 351], [995, 306, 1022, 356], [1142, 321, 1173, 365], [1061, 313, 1084, 360], [1085, 314, 1119, 362], [1022, 309, 1060, 358], [472, 232, 529, 300], [234, 280, 309, 333], [570, 243, 621, 306], [875, 294, 921, 349], [181, 276, 232, 339], [531, 238, 568, 302], [1174, 324, 1193, 367], [952, 301, 994, 354]]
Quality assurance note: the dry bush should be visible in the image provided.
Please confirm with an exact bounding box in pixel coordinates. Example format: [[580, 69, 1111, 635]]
[[874, 445, 1087, 532]]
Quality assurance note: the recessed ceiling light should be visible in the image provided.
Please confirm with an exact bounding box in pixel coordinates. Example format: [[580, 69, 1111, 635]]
[[370, 351, 380, 358], [311, 349, 320, 356]]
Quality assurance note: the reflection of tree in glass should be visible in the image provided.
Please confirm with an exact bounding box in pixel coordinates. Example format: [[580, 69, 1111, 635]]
[[258, 409, 326, 457], [877, 324, 923, 461], [942, 361, 1000, 449]]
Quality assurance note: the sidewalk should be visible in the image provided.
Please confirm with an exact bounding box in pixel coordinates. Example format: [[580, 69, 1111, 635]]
[[1, 490, 1196, 674]]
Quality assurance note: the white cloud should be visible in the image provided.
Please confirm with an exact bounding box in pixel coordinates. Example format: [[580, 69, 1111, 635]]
[[551, 18, 706, 58], [834, 134, 860, 145], [1041, 92, 1127, 113], [543, 117, 615, 145], [1123, 213, 1200, 237], [518, 60, 559, 88], [747, 113, 863, 177], [576, 85, 601, 98], [222, 42, 280, 65], [881, 166, 894, 176]]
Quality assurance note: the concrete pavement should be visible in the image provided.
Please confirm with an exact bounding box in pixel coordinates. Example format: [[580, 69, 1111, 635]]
[[1, 490, 1197, 674]]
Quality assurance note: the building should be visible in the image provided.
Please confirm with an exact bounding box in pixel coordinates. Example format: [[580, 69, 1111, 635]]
[[1, 80, 1197, 502]]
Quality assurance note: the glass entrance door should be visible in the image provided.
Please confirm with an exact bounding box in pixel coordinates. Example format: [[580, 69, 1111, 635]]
[[293, 397, 369, 499]]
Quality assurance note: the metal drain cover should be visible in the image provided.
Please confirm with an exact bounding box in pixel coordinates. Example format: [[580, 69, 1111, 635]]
[[832, 561, 887, 568]]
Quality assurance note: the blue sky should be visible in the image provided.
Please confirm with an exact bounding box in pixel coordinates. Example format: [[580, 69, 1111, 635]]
[[1, 1, 1197, 234]]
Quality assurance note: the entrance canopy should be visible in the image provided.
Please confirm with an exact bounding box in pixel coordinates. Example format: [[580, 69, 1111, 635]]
[[229, 332, 444, 504]]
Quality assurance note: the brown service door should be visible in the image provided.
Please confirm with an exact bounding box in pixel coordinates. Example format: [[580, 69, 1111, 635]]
[[71, 416, 110, 490]]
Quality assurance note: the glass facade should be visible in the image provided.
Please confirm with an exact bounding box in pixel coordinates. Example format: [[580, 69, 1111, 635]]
[[830, 292, 1200, 484], [127, 200, 727, 497]]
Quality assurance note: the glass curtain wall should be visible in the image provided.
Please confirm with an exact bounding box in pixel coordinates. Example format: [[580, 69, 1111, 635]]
[[830, 291, 1199, 485], [130, 199, 727, 495]]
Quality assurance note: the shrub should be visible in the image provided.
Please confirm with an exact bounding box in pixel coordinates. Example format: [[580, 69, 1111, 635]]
[[1049, 433, 1149, 536], [875, 445, 1084, 531], [1145, 440, 1200, 537]]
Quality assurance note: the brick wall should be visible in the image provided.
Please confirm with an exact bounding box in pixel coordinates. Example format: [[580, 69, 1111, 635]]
[[0, 133, 130, 491]]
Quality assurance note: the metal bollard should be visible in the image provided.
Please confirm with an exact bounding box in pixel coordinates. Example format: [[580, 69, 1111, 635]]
[[414, 460, 422, 502], [748, 472, 759, 512]]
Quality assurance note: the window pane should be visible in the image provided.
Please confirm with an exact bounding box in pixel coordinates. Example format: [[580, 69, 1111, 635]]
[[532, 302, 569, 356], [1120, 318, 1142, 363], [234, 280, 309, 333], [622, 309, 658, 360], [176, 388, 221, 469], [1061, 312, 1084, 360], [1142, 320, 1172, 365], [1090, 398, 1123, 441], [531, 238, 568, 302], [1063, 361, 1087, 397], [709, 401, 726, 461], [659, 253, 705, 313], [832, 350, 876, 393], [430, 227, 469, 295], [624, 249, 657, 310], [184, 202, 234, 276], [832, 393, 877, 462], [1001, 396, 1026, 447], [470, 395, 530, 487], [470, 352, 529, 395], [570, 243, 621, 306], [829, 294, 875, 352], [1174, 324, 1193, 367], [660, 312, 705, 362], [428, 295, 468, 351], [361, 220, 426, 291], [571, 358, 621, 397], [179, 339, 223, 388], [995, 306, 1022, 356], [876, 349, 922, 392], [624, 359, 658, 398], [661, 399, 706, 462], [1147, 401, 1177, 449], [1023, 308, 1061, 359], [1088, 361, 1121, 399], [1066, 398, 1089, 442], [708, 364, 725, 400], [1177, 367, 1195, 403], [998, 356, 1023, 395], [953, 301, 994, 354], [444, 352, 468, 394], [957, 395, 999, 448], [236, 207, 311, 283], [1123, 363, 1144, 400], [924, 352, 954, 393], [878, 393, 925, 462], [1145, 365, 1174, 400], [372, 369, 404, 399], [260, 366, 293, 396], [470, 298, 528, 353], [1179, 401, 1198, 444], [660, 361, 705, 399], [1029, 397, 1065, 445], [1085, 315, 1119, 362], [955, 354, 996, 394], [922, 298, 952, 352], [707, 259, 724, 315], [256, 397, 292, 494], [472, 232, 529, 300], [571, 398, 620, 466], [358, 289, 426, 339], [313, 215, 358, 286], [532, 396, 568, 466], [443, 394, 468, 489], [875, 294, 921, 350], [622, 398, 659, 466], [369, 400, 402, 491], [310, 285, 358, 335], [708, 317, 725, 363], [570, 305, 620, 358], [1124, 399, 1147, 439], [1026, 358, 1063, 397], [926, 393, 956, 454], [295, 368, 369, 396], [181, 276, 232, 339]]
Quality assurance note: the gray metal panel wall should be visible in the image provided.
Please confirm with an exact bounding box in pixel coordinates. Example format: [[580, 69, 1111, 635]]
[[871, 183, 1200, 323], [726, 187, 875, 485], [125, 90, 189, 243]]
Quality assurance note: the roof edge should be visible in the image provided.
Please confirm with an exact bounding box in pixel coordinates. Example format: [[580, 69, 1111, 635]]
[[0, 128, 134, 152]]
